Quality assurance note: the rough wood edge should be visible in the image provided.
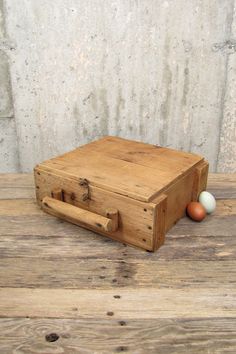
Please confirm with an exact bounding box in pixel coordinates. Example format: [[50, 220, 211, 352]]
[[192, 160, 209, 201], [153, 194, 168, 251]]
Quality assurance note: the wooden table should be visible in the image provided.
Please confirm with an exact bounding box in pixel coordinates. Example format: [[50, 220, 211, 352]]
[[0, 173, 235, 353]]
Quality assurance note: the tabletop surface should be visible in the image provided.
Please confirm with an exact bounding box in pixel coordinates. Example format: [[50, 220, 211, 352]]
[[0, 173, 235, 353]]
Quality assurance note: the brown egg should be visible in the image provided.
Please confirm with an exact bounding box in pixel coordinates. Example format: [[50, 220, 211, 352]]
[[186, 202, 206, 222]]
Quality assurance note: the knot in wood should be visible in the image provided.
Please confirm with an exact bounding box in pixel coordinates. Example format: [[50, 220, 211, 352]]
[[45, 333, 59, 342]]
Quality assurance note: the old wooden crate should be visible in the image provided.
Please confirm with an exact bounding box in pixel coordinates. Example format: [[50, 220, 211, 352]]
[[34, 136, 209, 251]]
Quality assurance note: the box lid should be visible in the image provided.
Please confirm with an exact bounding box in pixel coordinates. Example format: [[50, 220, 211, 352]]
[[38, 136, 204, 202]]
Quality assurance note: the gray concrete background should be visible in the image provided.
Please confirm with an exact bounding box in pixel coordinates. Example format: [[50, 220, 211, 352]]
[[0, 0, 19, 171], [0, 0, 235, 172]]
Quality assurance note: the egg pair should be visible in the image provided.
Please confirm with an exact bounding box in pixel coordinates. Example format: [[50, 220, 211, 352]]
[[187, 191, 216, 222]]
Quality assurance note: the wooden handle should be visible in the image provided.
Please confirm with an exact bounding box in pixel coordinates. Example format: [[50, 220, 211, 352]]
[[42, 196, 118, 232]]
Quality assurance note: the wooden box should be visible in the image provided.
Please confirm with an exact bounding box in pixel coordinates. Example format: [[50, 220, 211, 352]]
[[34, 136, 209, 251]]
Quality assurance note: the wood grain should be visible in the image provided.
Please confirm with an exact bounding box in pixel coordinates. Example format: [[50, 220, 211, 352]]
[[0, 288, 236, 319], [0, 317, 236, 354], [207, 174, 236, 199], [0, 258, 235, 289], [77, 135, 203, 177], [0, 234, 235, 261], [0, 174, 35, 199]]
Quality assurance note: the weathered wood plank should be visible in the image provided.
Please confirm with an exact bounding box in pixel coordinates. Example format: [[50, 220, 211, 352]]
[[0, 199, 39, 215], [0, 317, 236, 354], [0, 288, 236, 319], [207, 174, 236, 199], [0, 233, 235, 261], [0, 174, 34, 187], [0, 188, 35, 200], [0, 211, 235, 239], [0, 258, 235, 289], [0, 174, 35, 199], [214, 199, 236, 216], [168, 214, 236, 237]]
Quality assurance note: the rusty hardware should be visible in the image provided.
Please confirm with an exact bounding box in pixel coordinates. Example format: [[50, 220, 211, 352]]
[[82, 192, 89, 201], [79, 178, 89, 187], [79, 178, 90, 201]]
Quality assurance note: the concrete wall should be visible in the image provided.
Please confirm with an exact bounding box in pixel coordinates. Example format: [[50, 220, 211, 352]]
[[0, 0, 19, 171], [1, 0, 236, 172]]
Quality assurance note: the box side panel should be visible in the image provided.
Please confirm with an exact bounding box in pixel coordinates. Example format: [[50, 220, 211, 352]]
[[34, 167, 156, 251], [152, 194, 168, 251], [152, 161, 209, 245], [152, 171, 196, 233]]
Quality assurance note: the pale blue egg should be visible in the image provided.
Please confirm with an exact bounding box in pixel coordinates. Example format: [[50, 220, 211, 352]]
[[199, 191, 216, 214]]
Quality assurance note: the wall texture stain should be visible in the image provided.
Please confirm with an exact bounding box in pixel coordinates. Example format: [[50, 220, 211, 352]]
[[159, 35, 172, 147], [0, 0, 19, 172], [217, 0, 236, 172], [0, 0, 13, 118], [1, 0, 236, 172]]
